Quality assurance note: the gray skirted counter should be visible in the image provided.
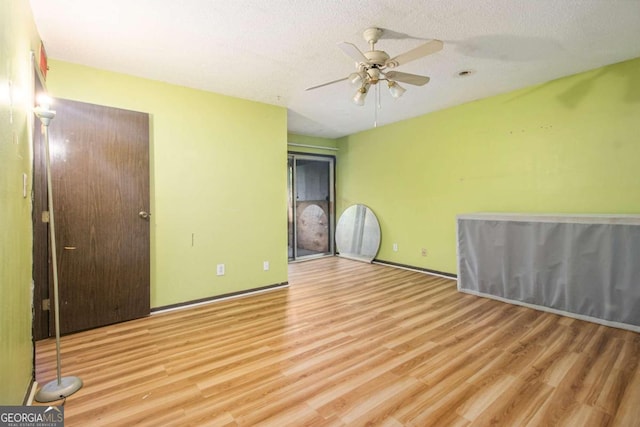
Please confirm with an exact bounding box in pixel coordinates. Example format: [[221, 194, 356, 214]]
[[457, 213, 640, 331]]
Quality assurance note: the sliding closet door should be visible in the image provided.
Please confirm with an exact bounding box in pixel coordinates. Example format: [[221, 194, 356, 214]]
[[288, 154, 335, 260]]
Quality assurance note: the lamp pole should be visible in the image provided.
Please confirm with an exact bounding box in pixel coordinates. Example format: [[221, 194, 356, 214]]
[[34, 101, 83, 402]]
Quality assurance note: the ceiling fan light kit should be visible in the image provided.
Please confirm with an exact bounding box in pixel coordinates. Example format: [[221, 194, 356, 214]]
[[307, 27, 443, 107], [349, 72, 365, 85], [387, 81, 406, 99], [353, 86, 369, 106]]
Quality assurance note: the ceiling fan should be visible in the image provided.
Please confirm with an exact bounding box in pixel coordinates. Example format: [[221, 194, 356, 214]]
[[306, 27, 443, 105]]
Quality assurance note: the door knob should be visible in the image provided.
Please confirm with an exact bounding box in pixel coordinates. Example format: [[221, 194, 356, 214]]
[[139, 211, 151, 220]]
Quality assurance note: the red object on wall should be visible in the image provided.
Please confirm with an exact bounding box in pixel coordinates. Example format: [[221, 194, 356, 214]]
[[39, 42, 48, 80]]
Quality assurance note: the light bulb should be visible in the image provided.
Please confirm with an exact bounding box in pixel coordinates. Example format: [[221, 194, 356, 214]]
[[34, 94, 56, 125], [352, 87, 368, 106], [388, 81, 406, 99], [348, 72, 364, 86], [36, 93, 53, 110]]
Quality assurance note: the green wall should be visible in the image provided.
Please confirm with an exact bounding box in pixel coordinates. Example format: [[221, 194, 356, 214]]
[[46, 60, 288, 308], [337, 57, 640, 274], [0, 0, 41, 404]]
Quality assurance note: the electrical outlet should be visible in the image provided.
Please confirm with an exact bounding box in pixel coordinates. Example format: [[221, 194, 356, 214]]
[[393, 243, 398, 252], [216, 264, 225, 276], [263, 261, 270, 271], [421, 248, 428, 257]]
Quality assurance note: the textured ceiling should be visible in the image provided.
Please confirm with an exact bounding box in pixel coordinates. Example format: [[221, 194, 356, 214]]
[[29, 0, 640, 138]]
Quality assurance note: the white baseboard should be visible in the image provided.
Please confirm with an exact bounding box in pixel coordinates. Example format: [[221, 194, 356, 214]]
[[26, 381, 38, 405]]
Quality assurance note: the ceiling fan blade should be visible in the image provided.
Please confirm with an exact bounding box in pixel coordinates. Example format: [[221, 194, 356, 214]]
[[337, 42, 369, 63], [385, 71, 430, 86], [386, 39, 443, 68], [305, 77, 348, 91]]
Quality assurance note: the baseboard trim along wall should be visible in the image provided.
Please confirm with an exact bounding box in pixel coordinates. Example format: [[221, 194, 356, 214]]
[[152, 260, 455, 315], [151, 282, 290, 314], [373, 259, 457, 280], [24, 379, 37, 405]]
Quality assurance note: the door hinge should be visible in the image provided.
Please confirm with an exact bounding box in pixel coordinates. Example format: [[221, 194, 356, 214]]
[[42, 299, 50, 311], [41, 211, 50, 223]]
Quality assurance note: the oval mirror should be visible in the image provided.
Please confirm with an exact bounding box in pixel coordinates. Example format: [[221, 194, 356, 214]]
[[335, 204, 381, 263]]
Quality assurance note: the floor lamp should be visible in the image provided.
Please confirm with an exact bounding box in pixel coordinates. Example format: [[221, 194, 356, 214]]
[[34, 99, 83, 402]]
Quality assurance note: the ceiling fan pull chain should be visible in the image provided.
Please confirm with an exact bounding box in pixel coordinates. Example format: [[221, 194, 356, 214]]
[[374, 84, 380, 127]]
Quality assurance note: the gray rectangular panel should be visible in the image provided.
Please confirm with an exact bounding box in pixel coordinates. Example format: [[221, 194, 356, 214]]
[[457, 213, 640, 331]]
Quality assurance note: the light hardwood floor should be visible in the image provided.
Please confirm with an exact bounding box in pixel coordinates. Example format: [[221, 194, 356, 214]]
[[35, 257, 640, 426]]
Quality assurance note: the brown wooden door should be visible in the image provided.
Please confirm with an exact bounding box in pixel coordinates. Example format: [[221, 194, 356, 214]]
[[47, 98, 150, 334]]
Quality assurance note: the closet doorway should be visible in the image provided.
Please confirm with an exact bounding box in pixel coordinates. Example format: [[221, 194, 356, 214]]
[[288, 154, 335, 261]]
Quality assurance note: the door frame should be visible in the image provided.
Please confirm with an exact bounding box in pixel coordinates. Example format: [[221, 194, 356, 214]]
[[288, 152, 336, 261], [32, 54, 49, 341]]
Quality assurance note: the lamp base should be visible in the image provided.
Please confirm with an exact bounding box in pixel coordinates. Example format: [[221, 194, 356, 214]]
[[35, 376, 83, 402]]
